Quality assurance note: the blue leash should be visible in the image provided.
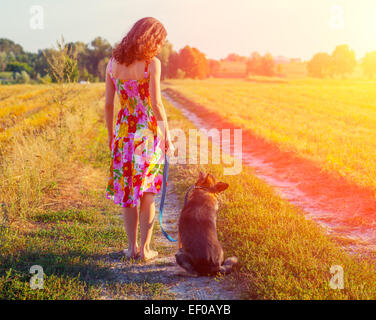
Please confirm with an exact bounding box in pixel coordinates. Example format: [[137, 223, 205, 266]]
[[158, 154, 177, 242]]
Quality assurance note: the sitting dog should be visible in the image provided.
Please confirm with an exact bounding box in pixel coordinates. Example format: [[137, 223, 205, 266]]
[[175, 171, 238, 276]]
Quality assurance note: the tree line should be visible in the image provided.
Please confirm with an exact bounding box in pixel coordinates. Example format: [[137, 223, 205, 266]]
[[0, 37, 112, 84], [2, 36, 376, 83], [0, 37, 220, 84], [307, 44, 376, 78], [212, 52, 278, 77], [0, 36, 283, 84]]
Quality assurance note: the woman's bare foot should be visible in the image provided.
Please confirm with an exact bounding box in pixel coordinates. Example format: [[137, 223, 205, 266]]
[[140, 249, 158, 261], [124, 246, 140, 259]]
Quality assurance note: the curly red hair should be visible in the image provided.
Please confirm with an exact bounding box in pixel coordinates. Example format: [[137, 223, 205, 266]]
[[113, 17, 167, 66]]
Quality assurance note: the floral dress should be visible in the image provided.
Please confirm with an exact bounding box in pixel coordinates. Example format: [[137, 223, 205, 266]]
[[105, 57, 165, 208]]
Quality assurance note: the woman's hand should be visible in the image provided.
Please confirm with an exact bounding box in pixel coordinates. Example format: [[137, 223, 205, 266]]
[[160, 132, 172, 155], [165, 134, 175, 157]]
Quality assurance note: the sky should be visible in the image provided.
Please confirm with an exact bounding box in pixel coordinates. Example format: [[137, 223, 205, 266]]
[[1, 0, 376, 61]]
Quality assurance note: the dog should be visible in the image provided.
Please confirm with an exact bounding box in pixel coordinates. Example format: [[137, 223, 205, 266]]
[[175, 171, 238, 276]]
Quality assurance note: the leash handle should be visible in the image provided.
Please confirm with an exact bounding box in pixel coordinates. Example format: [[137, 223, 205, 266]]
[[158, 155, 177, 242]]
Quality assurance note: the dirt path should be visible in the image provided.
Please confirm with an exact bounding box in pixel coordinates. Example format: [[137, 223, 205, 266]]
[[162, 89, 376, 255], [100, 179, 242, 300], [42, 159, 242, 300]]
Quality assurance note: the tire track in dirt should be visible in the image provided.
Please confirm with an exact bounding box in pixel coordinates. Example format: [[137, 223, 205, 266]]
[[101, 179, 242, 300]]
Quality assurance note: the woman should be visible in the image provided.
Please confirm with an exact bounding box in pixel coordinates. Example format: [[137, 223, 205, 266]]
[[104, 17, 173, 261]]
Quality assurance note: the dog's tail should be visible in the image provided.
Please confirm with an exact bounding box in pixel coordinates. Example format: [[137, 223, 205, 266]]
[[219, 256, 238, 275]]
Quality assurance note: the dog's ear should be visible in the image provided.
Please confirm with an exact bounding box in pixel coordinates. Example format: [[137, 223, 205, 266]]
[[198, 171, 209, 182], [196, 171, 206, 186], [213, 182, 229, 193]]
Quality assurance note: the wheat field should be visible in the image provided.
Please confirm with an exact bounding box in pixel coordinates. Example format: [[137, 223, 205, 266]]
[[163, 78, 376, 192]]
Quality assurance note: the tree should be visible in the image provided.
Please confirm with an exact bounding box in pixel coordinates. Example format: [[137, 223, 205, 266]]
[[261, 53, 275, 76], [208, 59, 220, 77], [0, 38, 23, 55], [166, 51, 179, 78], [246, 52, 262, 75], [192, 47, 209, 79], [362, 51, 376, 78], [331, 44, 356, 77], [307, 52, 332, 78], [157, 40, 173, 80], [225, 53, 247, 63], [179, 46, 197, 78], [0, 52, 8, 72], [178, 46, 209, 79], [97, 57, 109, 81], [33, 50, 50, 77], [85, 37, 112, 81], [246, 52, 275, 76], [5, 61, 32, 74], [176, 68, 185, 79], [67, 41, 88, 80]]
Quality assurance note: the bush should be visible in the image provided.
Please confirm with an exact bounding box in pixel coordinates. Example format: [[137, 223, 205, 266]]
[[5, 61, 32, 74], [14, 71, 30, 84], [0, 72, 12, 80], [37, 73, 52, 84], [20, 71, 30, 84]]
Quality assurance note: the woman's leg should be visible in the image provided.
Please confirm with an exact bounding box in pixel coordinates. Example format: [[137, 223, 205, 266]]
[[139, 192, 158, 260], [122, 207, 139, 258]]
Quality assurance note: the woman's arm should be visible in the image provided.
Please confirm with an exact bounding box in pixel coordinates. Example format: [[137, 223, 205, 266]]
[[149, 57, 173, 150], [104, 62, 115, 150]]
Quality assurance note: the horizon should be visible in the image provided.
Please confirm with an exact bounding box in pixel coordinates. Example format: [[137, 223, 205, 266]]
[[1, 0, 376, 61]]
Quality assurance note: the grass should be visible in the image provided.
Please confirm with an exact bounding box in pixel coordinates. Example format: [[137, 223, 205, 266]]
[[162, 78, 376, 193], [0, 83, 173, 300], [0, 206, 171, 299], [162, 92, 376, 299]]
